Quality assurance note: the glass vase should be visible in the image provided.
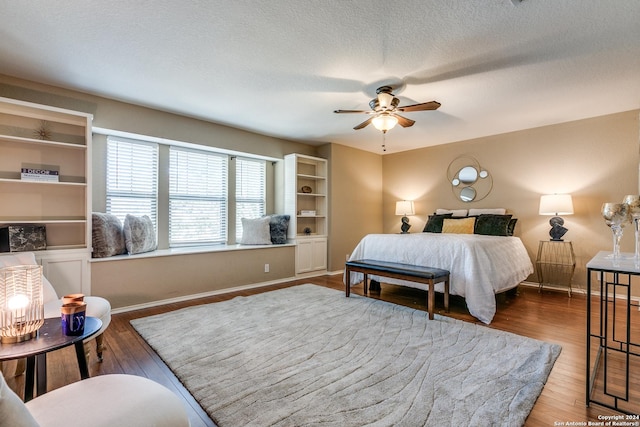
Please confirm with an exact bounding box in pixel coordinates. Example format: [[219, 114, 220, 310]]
[[601, 202, 630, 259]]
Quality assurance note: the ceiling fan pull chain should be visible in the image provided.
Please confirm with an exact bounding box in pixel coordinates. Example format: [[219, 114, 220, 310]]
[[382, 133, 386, 152]]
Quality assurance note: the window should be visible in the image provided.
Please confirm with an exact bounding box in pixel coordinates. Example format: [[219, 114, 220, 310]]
[[106, 137, 158, 227], [169, 147, 228, 246], [235, 157, 266, 240]]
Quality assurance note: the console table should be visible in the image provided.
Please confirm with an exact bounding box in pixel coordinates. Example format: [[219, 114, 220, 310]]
[[586, 251, 640, 414]]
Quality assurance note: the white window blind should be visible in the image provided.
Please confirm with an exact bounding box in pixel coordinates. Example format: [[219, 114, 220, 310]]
[[236, 157, 266, 241], [169, 147, 228, 246], [106, 137, 158, 228]]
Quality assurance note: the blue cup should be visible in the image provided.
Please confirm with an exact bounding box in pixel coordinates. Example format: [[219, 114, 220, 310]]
[[61, 302, 86, 336]]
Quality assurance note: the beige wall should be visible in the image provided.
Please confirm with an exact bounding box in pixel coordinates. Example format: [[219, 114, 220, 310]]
[[382, 110, 640, 294], [319, 143, 383, 271]]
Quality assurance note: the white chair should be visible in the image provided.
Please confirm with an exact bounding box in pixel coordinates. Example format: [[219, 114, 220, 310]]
[[0, 252, 111, 362], [0, 373, 191, 427]]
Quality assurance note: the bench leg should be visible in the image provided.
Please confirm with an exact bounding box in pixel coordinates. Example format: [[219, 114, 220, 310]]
[[363, 273, 368, 294], [444, 278, 450, 313], [345, 267, 351, 297], [427, 280, 435, 320]]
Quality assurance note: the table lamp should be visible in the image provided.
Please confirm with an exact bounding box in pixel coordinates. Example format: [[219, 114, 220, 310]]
[[539, 194, 574, 241], [396, 200, 415, 234], [0, 265, 45, 343]]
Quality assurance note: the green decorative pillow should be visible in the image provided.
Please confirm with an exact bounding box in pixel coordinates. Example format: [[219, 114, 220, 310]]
[[507, 218, 518, 236], [423, 213, 453, 233], [474, 214, 513, 236]]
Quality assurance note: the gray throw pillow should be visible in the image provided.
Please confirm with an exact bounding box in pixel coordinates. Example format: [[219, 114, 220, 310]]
[[123, 214, 157, 254], [268, 215, 290, 244], [92, 212, 126, 258]]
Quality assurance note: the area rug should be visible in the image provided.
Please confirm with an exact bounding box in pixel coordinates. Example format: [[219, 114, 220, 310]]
[[130, 284, 561, 426]]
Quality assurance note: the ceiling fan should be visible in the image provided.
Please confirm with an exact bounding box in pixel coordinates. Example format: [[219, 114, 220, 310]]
[[333, 86, 441, 133]]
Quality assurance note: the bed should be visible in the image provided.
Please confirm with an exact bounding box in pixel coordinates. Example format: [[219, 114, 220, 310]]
[[345, 232, 534, 324]]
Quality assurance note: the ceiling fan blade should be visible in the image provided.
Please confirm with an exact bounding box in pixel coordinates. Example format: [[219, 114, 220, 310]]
[[334, 109, 370, 114], [394, 114, 415, 128], [353, 117, 373, 130], [397, 101, 441, 112]]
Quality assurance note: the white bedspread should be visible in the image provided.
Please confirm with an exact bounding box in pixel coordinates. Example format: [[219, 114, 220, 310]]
[[346, 233, 534, 324]]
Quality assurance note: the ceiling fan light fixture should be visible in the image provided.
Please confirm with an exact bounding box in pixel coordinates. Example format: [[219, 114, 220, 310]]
[[378, 92, 394, 110], [372, 114, 398, 133]]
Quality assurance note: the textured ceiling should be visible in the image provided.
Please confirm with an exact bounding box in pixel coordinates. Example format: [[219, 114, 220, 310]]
[[1, 1, 639, 154]]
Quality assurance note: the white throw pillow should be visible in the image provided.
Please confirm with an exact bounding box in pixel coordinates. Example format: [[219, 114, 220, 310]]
[[468, 208, 506, 216], [239, 217, 273, 245], [435, 209, 468, 217]]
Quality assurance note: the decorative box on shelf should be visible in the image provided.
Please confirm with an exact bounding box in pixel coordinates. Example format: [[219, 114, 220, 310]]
[[20, 167, 59, 182], [0, 225, 47, 252]]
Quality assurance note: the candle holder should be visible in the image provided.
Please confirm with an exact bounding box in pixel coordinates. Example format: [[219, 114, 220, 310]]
[[0, 265, 45, 343], [601, 202, 630, 259], [623, 195, 640, 260]]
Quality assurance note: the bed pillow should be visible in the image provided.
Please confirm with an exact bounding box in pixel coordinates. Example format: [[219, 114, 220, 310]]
[[423, 213, 453, 233], [92, 212, 126, 258], [507, 218, 518, 236], [240, 217, 273, 245], [442, 217, 476, 234], [435, 209, 468, 218], [468, 208, 506, 216], [474, 214, 513, 236], [268, 214, 290, 244], [123, 214, 157, 254]]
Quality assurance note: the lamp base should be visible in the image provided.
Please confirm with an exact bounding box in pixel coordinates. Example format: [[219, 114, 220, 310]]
[[548, 216, 568, 241], [400, 216, 411, 234], [1, 330, 38, 344]]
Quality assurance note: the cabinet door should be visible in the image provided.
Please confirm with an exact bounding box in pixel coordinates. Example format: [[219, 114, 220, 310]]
[[296, 240, 314, 273], [35, 250, 91, 296], [311, 238, 327, 271]]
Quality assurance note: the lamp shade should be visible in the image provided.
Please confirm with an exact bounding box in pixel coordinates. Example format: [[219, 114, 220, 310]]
[[395, 200, 415, 216], [539, 194, 574, 215], [372, 114, 398, 133]]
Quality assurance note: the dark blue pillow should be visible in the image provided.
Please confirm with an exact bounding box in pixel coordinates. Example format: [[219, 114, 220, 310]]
[[268, 215, 290, 244]]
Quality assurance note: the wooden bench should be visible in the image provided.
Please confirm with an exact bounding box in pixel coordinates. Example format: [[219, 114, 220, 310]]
[[345, 259, 450, 320]]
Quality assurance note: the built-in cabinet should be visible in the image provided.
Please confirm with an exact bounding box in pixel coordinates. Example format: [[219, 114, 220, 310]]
[[0, 96, 92, 295], [284, 154, 328, 274]]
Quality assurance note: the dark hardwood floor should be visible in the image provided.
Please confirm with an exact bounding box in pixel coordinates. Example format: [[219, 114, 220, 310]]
[[2, 275, 638, 426]]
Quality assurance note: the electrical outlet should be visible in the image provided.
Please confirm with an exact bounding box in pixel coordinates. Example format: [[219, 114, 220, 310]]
[[264, 263, 270, 273]]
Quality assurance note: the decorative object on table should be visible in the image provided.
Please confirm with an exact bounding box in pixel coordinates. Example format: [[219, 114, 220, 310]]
[[395, 200, 415, 233], [622, 195, 640, 259], [601, 202, 630, 259], [32, 120, 52, 140], [301, 185, 312, 193], [539, 194, 574, 241], [0, 265, 45, 343], [0, 225, 47, 252], [303, 227, 312, 235], [446, 155, 492, 202], [61, 300, 86, 336]]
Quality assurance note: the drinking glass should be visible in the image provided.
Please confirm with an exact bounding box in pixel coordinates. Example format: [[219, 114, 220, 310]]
[[601, 203, 630, 259], [623, 195, 640, 260]]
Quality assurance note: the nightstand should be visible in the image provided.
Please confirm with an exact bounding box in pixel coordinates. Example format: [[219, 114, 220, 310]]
[[536, 240, 576, 296]]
